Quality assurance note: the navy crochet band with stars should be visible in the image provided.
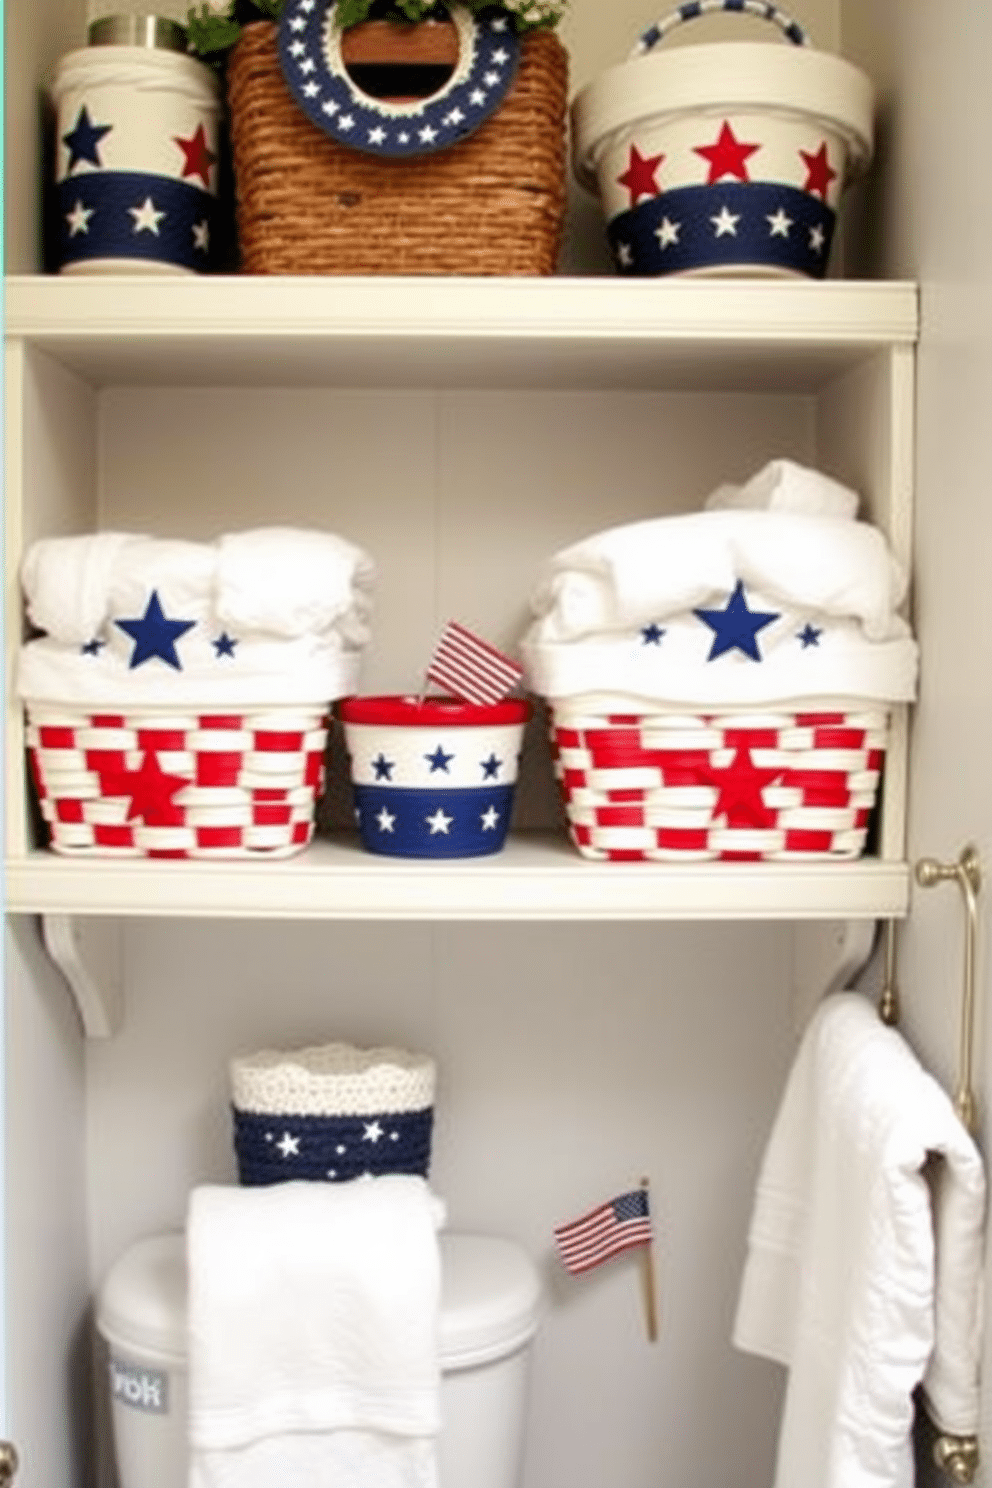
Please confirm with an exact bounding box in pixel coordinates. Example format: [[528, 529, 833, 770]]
[[233, 1105, 434, 1185], [277, 0, 520, 157]]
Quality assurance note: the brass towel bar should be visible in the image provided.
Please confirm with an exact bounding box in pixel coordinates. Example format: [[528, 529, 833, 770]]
[[881, 845, 983, 1485]]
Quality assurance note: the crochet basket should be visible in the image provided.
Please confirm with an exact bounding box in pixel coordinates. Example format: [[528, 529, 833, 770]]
[[571, 0, 874, 279], [550, 703, 889, 862], [26, 704, 328, 858], [226, 17, 569, 275], [230, 1042, 436, 1185]]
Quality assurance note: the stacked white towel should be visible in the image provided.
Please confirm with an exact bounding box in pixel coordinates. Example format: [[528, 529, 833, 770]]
[[18, 527, 375, 708], [734, 992, 986, 1488], [521, 461, 918, 709], [187, 1176, 445, 1488]]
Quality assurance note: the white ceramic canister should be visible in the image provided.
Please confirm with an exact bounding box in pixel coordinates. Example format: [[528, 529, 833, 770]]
[[571, 0, 874, 280], [51, 15, 222, 274]]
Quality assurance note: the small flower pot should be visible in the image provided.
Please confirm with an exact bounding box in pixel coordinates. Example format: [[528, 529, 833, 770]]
[[338, 694, 531, 858]]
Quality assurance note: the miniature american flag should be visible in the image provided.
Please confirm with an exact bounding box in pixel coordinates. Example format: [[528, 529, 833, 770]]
[[554, 1186, 653, 1274], [425, 621, 523, 707]]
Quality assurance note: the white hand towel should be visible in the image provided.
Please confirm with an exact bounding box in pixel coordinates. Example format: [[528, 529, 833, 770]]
[[187, 1176, 445, 1488], [734, 992, 986, 1488]]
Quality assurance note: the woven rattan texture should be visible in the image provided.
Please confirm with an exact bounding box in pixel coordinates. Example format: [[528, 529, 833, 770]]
[[226, 22, 569, 275]]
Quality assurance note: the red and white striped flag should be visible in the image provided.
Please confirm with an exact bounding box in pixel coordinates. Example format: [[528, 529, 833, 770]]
[[553, 1186, 653, 1275], [424, 620, 523, 707]]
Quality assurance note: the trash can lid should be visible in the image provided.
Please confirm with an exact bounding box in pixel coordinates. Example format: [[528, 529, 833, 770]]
[[97, 1228, 542, 1370], [97, 1232, 187, 1363]]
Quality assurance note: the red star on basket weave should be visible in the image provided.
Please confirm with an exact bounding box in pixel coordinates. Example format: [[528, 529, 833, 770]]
[[617, 144, 665, 207], [174, 123, 217, 187], [701, 745, 782, 830], [694, 120, 760, 184], [799, 141, 838, 200], [104, 751, 189, 826]]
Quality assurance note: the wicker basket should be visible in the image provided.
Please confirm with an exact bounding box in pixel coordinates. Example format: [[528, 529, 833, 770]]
[[26, 704, 328, 858], [226, 20, 568, 275], [550, 703, 889, 863]]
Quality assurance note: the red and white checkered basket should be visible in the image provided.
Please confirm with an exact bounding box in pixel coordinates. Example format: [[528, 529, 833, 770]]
[[26, 704, 328, 858], [549, 703, 888, 862]]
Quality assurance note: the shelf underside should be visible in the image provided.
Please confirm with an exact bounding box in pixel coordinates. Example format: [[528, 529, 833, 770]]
[[6, 836, 910, 920]]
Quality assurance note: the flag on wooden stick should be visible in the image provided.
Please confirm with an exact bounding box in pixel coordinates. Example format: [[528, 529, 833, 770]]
[[554, 1184, 652, 1274], [424, 620, 524, 707], [554, 1180, 658, 1341]]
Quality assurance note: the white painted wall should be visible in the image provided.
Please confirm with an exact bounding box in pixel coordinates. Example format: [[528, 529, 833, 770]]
[[842, 3, 992, 1482]]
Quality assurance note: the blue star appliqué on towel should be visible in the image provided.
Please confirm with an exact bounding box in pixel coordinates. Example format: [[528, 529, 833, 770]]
[[115, 589, 196, 670], [694, 580, 780, 662], [425, 745, 455, 773], [798, 623, 823, 648], [213, 631, 238, 658]]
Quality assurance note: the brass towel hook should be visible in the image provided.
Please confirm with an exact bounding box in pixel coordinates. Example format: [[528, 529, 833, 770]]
[[914, 844, 981, 1135]]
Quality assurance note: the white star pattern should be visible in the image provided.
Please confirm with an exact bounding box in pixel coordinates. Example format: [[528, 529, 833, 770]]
[[368, 126, 387, 145], [192, 220, 210, 252], [767, 208, 793, 237], [322, 98, 339, 115], [303, 80, 319, 97], [711, 206, 740, 237], [616, 241, 634, 266], [277, 1132, 300, 1158], [809, 223, 827, 253], [419, 125, 438, 144], [66, 199, 94, 236], [376, 807, 396, 832], [655, 216, 681, 248], [427, 808, 453, 835], [363, 1120, 384, 1143], [339, 114, 355, 132], [129, 196, 165, 235], [470, 89, 486, 105], [481, 806, 500, 831]]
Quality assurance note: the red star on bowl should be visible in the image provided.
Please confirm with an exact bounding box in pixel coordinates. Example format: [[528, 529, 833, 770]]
[[617, 144, 665, 207], [174, 123, 217, 187], [694, 121, 760, 184], [104, 751, 189, 826], [799, 141, 838, 200]]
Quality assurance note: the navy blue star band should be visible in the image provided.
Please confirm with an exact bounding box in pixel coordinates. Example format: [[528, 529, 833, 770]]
[[277, 0, 520, 157], [352, 783, 515, 857], [55, 172, 218, 272], [233, 1105, 434, 1185], [608, 181, 835, 278]]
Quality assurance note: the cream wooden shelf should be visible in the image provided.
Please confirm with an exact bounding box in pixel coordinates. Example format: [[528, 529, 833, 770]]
[[5, 835, 910, 922]]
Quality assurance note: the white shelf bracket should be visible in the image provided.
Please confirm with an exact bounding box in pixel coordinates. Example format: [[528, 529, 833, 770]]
[[40, 914, 124, 1038], [792, 919, 879, 1032]]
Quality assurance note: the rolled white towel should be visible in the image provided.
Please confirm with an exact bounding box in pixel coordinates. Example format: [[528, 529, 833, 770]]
[[216, 527, 375, 642], [21, 531, 135, 645], [705, 459, 861, 520]]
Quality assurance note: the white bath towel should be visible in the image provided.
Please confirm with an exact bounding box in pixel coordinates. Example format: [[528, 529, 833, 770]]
[[734, 992, 986, 1488], [18, 527, 375, 708], [187, 1176, 445, 1488]]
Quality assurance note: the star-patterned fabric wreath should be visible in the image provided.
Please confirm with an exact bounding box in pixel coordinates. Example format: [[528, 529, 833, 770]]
[[277, 0, 521, 156]]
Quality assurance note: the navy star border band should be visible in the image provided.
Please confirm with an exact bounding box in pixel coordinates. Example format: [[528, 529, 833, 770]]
[[609, 181, 835, 278], [353, 783, 515, 857], [234, 1105, 434, 1185], [55, 172, 218, 272]]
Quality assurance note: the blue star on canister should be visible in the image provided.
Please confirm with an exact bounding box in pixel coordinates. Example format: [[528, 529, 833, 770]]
[[339, 694, 531, 858]]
